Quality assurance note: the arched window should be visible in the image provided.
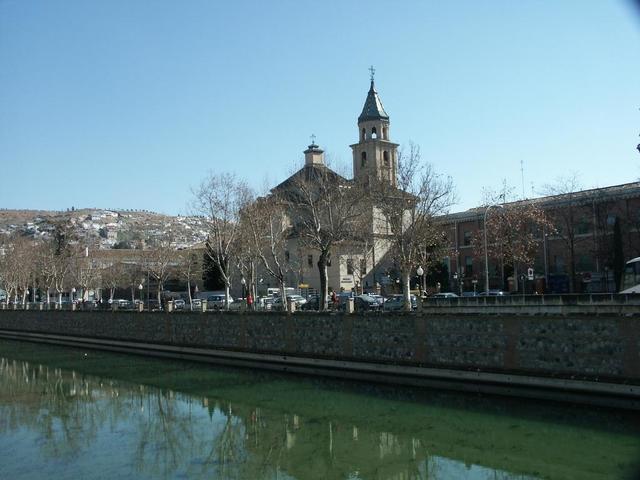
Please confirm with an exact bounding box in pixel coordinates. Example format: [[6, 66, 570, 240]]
[[383, 150, 389, 166], [361, 151, 367, 168], [361, 128, 365, 141], [371, 127, 377, 139], [383, 127, 388, 140]]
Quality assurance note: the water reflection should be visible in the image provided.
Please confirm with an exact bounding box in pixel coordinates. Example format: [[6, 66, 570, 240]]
[[0, 340, 639, 480]]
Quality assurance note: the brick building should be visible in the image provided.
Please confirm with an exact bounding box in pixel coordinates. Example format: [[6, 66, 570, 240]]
[[441, 182, 640, 294]]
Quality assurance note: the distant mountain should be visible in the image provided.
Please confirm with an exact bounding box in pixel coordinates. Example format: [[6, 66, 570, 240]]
[[0, 208, 209, 249]]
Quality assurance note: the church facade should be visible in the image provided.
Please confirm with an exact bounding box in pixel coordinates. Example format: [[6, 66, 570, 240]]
[[264, 77, 401, 295]]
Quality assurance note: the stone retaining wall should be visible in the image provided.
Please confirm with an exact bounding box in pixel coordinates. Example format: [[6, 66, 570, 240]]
[[0, 310, 638, 382]]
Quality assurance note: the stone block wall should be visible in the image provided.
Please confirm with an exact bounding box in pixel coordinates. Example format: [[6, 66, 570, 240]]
[[0, 310, 638, 382]]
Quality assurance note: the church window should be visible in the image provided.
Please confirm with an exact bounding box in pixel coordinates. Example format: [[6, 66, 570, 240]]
[[361, 151, 367, 167], [383, 150, 389, 166], [347, 259, 354, 275], [371, 127, 377, 139], [361, 128, 365, 141], [383, 126, 388, 139]]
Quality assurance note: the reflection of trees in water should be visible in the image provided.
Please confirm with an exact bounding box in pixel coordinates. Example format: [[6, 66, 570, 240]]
[[0, 353, 633, 480]]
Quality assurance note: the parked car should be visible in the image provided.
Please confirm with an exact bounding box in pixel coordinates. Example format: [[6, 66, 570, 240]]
[[383, 294, 417, 311], [353, 294, 382, 312], [207, 294, 234, 310], [478, 290, 508, 296], [368, 293, 384, 303], [111, 299, 132, 309], [191, 298, 202, 309], [461, 291, 478, 297], [273, 295, 306, 308], [432, 292, 458, 298], [173, 299, 186, 310]]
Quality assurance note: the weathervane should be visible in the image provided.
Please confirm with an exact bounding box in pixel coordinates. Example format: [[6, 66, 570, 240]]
[[369, 65, 375, 82]]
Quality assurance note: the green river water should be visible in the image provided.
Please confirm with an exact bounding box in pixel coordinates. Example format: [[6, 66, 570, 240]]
[[0, 339, 638, 480]]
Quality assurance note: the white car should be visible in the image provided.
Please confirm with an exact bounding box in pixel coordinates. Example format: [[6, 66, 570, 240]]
[[206, 294, 234, 310]]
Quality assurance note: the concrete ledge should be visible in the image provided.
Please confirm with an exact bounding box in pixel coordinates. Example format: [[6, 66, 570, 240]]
[[1, 329, 638, 411]]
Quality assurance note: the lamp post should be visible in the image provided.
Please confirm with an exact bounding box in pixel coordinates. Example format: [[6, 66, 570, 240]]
[[138, 283, 143, 305], [416, 266, 424, 296], [241, 277, 247, 307], [483, 204, 504, 293]]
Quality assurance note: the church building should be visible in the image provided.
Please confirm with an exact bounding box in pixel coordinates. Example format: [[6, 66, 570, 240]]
[[266, 73, 401, 295]]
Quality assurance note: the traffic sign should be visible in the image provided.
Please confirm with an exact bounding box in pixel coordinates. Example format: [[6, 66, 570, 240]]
[[527, 268, 534, 281]]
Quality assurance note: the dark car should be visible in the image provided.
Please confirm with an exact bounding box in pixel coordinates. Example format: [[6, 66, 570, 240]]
[[478, 290, 508, 296], [353, 294, 381, 312]]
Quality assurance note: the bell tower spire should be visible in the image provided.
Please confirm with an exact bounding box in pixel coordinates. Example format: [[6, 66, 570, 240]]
[[351, 68, 398, 186]]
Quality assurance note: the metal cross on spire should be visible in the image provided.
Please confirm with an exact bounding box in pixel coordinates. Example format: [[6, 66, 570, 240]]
[[310, 133, 316, 145], [369, 65, 375, 82]]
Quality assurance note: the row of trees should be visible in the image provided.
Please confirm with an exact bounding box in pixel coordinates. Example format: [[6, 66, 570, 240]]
[[0, 229, 202, 307]]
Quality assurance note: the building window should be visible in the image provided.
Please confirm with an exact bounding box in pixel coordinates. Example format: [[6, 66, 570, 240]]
[[383, 150, 389, 166], [383, 126, 388, 140], [361, 151, 367, 168], [463, 231, 472, 246], [607, 214, 617, 226], [361, 128, 365, 141], [371, 127, 377, 139], [360, 259, 366, 275], [285, 250, 290, 262], [347, 259, 354, 275], [576, 219, 590, 235], [307, 254, 313, 267], [465, 256, 473, 276]]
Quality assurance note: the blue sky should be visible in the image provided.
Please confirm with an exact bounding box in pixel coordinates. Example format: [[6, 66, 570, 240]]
[[1, 1, 639, 214]]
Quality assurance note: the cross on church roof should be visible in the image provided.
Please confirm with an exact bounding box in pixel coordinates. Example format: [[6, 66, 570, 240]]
[[310, 133, 316, 145], [369, 65, 375, 82]]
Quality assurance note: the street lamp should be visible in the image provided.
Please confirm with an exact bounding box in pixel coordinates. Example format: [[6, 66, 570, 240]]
[[416, 266, 424, 296], [483, 204, 504, 293], [138, 283, 143, 304], [71, 287, 76, 304], [241, 277, 247, 304]]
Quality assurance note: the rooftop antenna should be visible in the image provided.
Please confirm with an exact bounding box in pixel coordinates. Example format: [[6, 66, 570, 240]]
[[520, 160, 526, 199]]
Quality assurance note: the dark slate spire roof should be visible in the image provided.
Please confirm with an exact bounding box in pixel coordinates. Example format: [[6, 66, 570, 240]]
[[358, 80, 389, 123]]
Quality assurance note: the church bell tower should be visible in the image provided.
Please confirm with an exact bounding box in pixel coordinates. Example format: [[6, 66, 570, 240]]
[[351, 67, 398, 186]]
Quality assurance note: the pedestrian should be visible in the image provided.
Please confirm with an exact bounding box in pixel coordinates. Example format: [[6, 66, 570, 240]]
[[331, 290, 338, 310], [247, 292, 254, 310]]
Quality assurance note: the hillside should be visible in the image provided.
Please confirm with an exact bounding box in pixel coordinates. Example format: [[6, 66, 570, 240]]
[[0, 208, 208, 249]]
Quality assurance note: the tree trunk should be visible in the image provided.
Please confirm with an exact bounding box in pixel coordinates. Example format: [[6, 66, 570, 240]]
[[402, 269, 411, 312], [224, 283, 231, 310], [279, 281, 287, 312], [187, 279, 193, 310], [157, 284, 162, 310], [317, 251, 329, 311]]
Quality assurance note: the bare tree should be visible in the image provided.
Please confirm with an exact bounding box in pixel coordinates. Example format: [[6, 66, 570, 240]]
[[144, 239, 177, 308], [69, 246, 100, 303], [121, 261, 145, 304], [542, 174, 583, 292], [192, 172, 252, 310], [176, 250, 202, 310], [291, 165, 366, 311], [101, 261, 127, 303], [472, 195, 554, 290], [370, 143, 455, 310], [240, 194, 293, 303]]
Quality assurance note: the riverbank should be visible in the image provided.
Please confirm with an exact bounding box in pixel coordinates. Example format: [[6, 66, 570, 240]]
[[0, 310, 638, 409]]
